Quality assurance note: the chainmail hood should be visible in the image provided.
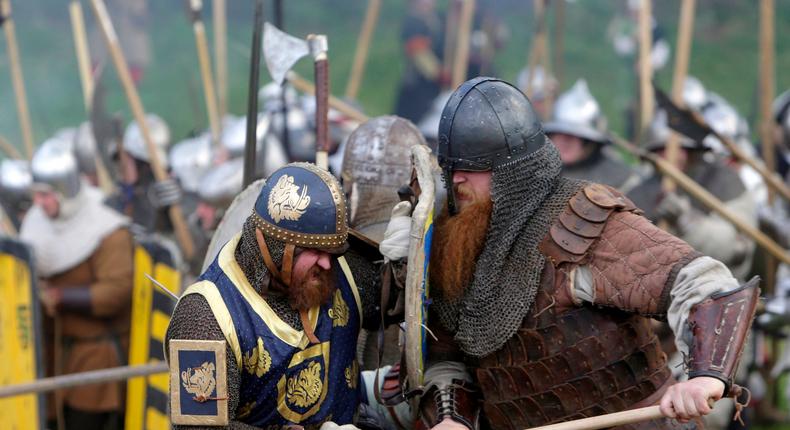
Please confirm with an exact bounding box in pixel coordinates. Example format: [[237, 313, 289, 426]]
[[433, 141, 585, 357], [235, 216, 303, 329]]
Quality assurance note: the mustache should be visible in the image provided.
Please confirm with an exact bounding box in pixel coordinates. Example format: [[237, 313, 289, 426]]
[[454, 185, 473, 199]]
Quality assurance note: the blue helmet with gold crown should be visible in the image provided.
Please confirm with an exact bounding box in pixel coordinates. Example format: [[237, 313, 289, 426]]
[[250, 163, 348, 287]]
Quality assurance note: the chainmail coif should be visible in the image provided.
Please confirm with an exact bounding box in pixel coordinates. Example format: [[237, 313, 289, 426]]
[[234, 216, 302, 330], [433, 141, 586, 357]]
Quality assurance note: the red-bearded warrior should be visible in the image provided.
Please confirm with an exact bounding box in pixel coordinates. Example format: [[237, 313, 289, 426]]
[[402, 78, 758, 430]]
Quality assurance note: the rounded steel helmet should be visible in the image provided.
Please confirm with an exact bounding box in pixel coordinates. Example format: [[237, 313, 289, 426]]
[[120, 114, 171, 168], [0, 159, 32, 201], [773, 89, 790, 136], [438, 77, 546, 213], [72, 122, 99, 175], [31, 137, 82, 199], [515, 65, 558, 102], [643, 109, 701, 152], [251, 162, 347, 288], [259, 82, 299, 113], [253, 162, 347, 250], [341, 115, 426, 238], [198, 157, 244, 208], [169, 134, 213, 193], [543, 79, 609, 144], [701, 98, 753, 156], [682, 76, 708, 112]]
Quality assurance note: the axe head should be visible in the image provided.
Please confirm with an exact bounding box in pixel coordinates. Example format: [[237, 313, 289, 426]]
[[263, 22, 309, 86]]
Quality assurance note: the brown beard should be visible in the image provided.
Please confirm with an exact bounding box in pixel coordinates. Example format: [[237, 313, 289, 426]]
[[288, 265, 336, 311], [430, 197, 493, 302]]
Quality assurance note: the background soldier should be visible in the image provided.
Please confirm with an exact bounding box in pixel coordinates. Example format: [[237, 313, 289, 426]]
[[186, 157, 244, 276], [106, 113, 183, 235], [392, 78, 758, 429], [544, 79, 642, 192], [628, 110, 757, 282], [394, 0, 446, 123], [341, 115, 428, 371], [19, 138, 133, 430]]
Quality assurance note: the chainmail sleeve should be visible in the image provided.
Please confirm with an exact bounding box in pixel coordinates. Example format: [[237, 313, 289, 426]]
[[342, 250, 386, 331], [166, 294, 257, 430]]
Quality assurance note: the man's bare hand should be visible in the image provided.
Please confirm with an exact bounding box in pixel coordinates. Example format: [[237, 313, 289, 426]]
[[38, 288, 61, 317], [659, 376, 725, 422], [430, 417, 469, 430]]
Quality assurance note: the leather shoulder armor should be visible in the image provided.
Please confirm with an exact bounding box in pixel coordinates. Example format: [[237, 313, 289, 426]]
[[539, 183, 639, 266]]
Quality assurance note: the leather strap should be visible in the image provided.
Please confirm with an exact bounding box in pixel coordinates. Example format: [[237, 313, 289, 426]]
[[256, 228, 281, 281], [281, 243, 295, 287], [299, 310, 319, 344]]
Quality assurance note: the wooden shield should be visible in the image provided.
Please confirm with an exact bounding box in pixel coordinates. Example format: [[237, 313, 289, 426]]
[[403, 145, 435, 415], [0, 238, 44, 429], [126, 237, 182, 430]]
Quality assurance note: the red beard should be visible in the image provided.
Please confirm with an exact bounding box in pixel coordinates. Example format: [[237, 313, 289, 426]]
[[429, 197, 493, 301], [288, 264, 336, 311]]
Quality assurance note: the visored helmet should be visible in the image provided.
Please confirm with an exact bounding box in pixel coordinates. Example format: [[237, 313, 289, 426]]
[[438, 77, 546, 213]]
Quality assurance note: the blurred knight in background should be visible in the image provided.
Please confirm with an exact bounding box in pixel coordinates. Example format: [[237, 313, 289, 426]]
[[395, 0, 446, 123], [627, 109, 757, 282], [89, 0, 151, 83], [20, 138, 134, 430], [544, 79, 642, 193]]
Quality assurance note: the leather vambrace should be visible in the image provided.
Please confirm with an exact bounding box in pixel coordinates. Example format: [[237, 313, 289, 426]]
[[687, 277, 760, 395], [419, 362, 480, 430]]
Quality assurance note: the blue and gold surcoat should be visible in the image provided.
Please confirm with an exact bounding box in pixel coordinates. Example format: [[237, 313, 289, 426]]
[[182, 233, 363, 427]]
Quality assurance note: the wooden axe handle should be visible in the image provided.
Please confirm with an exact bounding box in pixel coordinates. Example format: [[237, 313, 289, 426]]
[[90, 0, 195, 259], [314, 55, 330, 170]]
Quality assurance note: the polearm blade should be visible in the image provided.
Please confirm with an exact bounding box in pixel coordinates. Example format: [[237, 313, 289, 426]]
[[262, 22, 330, 170], [243, 0, 265, 188], [1, 0, 35, 159], [263, 22, 309, 86]]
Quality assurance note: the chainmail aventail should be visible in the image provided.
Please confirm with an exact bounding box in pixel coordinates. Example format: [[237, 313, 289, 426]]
[[433, 141, 586, 357]]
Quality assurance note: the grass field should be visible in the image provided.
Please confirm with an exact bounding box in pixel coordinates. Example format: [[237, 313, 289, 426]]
[[1, 0, 789, 156]]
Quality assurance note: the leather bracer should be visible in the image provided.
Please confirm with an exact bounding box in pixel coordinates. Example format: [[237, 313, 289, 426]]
[[688, 277, 760, 394]]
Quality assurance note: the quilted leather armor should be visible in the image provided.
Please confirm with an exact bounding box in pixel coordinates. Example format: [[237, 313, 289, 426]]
[[473, 184, 701, 430]]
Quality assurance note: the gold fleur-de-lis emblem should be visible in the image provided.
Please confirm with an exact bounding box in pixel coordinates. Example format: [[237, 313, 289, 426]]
[[268, 175, 311, 223], [344, 360, 359, 389], [243, 337, 271, 377], [327, 289, 349, 327], [286, 361, 323, 408], [181, 361, 216, 401]]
